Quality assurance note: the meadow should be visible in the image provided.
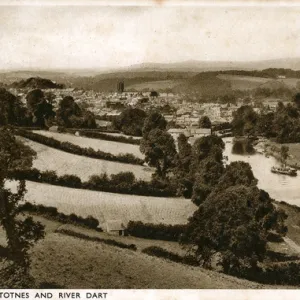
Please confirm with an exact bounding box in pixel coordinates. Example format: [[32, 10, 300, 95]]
[[6, 181, 197, 226], [218, 74, 300, 90], [217, 74, 270, 90], [32, 130, 144, 159], [29, 229, 266, 288], [18, 137, 153, 181]]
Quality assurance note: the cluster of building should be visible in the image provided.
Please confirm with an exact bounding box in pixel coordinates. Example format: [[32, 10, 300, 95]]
[[8, 81, 290, 133]]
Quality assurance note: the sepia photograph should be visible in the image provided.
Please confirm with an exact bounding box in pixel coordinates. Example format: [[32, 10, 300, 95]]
[[1, 0, 300, 294]]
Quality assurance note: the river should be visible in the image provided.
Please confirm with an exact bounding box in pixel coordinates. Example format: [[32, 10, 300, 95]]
[[223, 137, 300, 206]]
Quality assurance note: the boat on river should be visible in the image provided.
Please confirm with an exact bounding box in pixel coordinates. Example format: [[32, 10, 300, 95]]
[[271, 166, 297, 176]]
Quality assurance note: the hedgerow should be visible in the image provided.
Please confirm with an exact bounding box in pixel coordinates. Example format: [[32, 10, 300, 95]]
[[16, 129, 144, 165]]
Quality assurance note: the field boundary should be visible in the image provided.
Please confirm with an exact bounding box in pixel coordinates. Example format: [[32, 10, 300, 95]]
[[16, 129, 144, 165]]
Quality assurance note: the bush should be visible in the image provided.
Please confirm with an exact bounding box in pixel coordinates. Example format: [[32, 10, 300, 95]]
[[127, 221, 186, 241], [19, 202, 99, 230], [11, 168, 176, 198], [16, 129, 144, 165], [78, 130, 140, 145], [142, 246, 199, 266]]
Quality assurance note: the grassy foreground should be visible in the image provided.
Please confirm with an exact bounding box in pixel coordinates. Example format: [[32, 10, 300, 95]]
[[21, 217, 272, 288]]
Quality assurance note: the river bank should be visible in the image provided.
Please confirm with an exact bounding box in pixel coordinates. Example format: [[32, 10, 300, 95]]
[[255, 139, 300, 170], [223, 137, 300, 207]]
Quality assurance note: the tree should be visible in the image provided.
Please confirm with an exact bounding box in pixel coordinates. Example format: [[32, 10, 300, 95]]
[[56, 96, 81, 127], [150, 91, 159, 98], [142, 111, 167, 138], [190, 135, 224, 171], [293, 92, 300, 109], [26, 89, 55, 127], [231, 105, 258, 137], [140, 129, 176, 178], [0, 88, 27, 126], [174, 134, 193, 198], [56, 96, 96, 129], [198, 116, 212, 129], [280, 145, 289, 167], [0, 127, 44, 287], [182, 183, 287, 274], [113, 108, 147, 136]]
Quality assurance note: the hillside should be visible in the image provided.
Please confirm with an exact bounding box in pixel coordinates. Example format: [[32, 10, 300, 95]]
[[28, 223, 267, 288], [10, 77, 64, 89], [17, 137, 152, 181], [6, 180, 196, 226], [32, 130, 144, 159]]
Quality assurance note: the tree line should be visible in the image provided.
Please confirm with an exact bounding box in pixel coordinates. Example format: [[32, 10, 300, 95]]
[[0, 88, 97, 129], [231, 96, 300, 143]]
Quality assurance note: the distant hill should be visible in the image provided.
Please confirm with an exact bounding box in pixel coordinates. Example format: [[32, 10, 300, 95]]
[[10, 77, 64, 89]]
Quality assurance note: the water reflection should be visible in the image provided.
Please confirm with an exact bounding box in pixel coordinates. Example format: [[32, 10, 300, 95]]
[[223, 137, 300, 206]]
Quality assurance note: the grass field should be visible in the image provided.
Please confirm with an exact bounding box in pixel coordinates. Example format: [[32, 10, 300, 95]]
[[218, 74, 300, 90], [7, 181, 197, 226], [18, 137, 153, 181], [126, 79, 184, 91], [217, 74, 270, 90], [32, 130, 144, 159], [29, 231, 268, 288], [0, 214, 292, 288]]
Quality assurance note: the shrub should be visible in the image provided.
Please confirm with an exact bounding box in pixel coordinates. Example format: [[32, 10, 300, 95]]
[[142, 246, 199, 266], [78, 130, 140, 145], [19, 202, 99, 230], [11, 168, 176, 198], [127, 221, 186, 241]]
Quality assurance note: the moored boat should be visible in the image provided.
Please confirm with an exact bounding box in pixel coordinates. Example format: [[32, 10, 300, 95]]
[[271, 166, 297, 176]]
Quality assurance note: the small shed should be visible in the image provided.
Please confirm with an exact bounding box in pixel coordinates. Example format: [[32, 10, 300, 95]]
[[49, 126, 59, 132], [105, 220, 126, 236]]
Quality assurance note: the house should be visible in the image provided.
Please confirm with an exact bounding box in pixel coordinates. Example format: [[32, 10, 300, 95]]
[[190, 128, 212, 138], [167, 128, 191, 141], [105, 220, 126, 236]]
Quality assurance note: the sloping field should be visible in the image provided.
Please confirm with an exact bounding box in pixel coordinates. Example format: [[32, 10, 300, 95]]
[[218, 74, 300, 90], [217, 74, 270, 90], [32, 130, 144, 159], [18, 137, 153, 181], [7, 181, 197, 226], [29, 232, 268, 288], [126, 79, 184, 91]]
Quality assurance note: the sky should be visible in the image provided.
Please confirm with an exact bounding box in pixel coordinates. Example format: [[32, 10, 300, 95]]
[[1, 2, 300, 70]]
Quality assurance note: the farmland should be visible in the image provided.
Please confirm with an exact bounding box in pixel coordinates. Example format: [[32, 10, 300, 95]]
[[18, 137, 153, 181], [32, 130, 144, 159], [7, 181, 197, 226], [217, 74, 300, 90], [217, 74, 270, 90]]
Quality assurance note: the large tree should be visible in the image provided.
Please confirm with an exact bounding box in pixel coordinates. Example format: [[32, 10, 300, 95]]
[[198, 116, 212, 129], [0, 127, 45, 287], [142, 111, 167, 138], [182, 161, 287, 274], [174, 134, 193, 198], [26, 89, 55, 127], [56, 96, 96, 129], [140, 129, 176, 178], [231, 105, 258, 137], [0, 88, 27, 126], [114, 108, 147, 136]]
